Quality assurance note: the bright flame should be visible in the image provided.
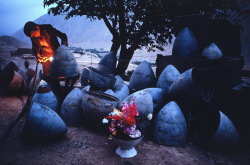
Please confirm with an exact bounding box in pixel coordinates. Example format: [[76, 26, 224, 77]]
[[50, 57, 53, 62]]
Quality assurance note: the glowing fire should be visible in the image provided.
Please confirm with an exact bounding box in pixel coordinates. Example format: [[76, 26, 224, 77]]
[[37, 57, 54, 63]]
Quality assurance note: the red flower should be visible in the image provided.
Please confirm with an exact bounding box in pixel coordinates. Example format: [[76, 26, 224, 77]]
[[124, 116, 136, 127], [112, 115, 121, 121]]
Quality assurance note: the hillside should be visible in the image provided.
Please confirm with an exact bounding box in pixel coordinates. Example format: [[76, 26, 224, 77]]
[[0, 35, 30, 48], [0, 36, 31, 64], [12, 14, 113, 51]]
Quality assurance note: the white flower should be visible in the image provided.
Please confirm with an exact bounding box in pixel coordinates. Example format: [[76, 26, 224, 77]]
[[129, 130, 142, 138], [102, 118, 109, 124], [147, 113, 153, 120]]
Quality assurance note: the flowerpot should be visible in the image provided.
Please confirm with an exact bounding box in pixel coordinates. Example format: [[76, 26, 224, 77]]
[[112, 135, 143, 158]]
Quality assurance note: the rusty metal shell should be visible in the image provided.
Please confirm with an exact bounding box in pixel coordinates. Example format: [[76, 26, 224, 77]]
[[8, 71, 26, 95], [82, 91, 119, 129], [60, 88, 84, 127], [50, 45, 78, 79], [172, 27, 199, 58], [202, 43, 223, 60], [22, 102, 67, 141], [129, 61, 156, 91], [153, 101, 187, 146], [88, 68, 116, 91], [0, 61, 19, 95], [97, 51, 117, 75]]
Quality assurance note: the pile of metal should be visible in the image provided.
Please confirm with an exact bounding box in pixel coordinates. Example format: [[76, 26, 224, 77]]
[[0, 61, 36, 96]]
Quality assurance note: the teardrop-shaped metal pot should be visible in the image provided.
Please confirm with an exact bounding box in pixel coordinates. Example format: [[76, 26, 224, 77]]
[[172, 27, 199, 58], [168, 68, 216, 104], [194, 111, 239, 148], [22, 102, 67, 141], [97, 51, 117, 75], [60, 88, 84, 127], [153, 101, 187, 147], [88, 68, 116, 91]]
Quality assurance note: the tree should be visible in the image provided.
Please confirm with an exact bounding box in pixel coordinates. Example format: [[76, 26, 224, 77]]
[[43, 0, 248, 76]]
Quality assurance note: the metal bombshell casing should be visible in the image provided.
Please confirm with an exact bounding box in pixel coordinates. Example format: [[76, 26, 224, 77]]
[[30, 85, 59, 112], [88, 68, 116, 91], [97, 51, 117, 75], [202, 43, 223, 60], [194, 111, 239, 148], [141, 88, 165, 112], [156, 65, 180, 94], [172, 27, 199, 58], [80, 68, 90, 87], [8, 71, 27, 95], [50, 45, 78, 79], [112, 75, 124, 91], [82, 91, 119, 129], [22, 102, 67, 141], [129, 61, 156, 91], [60, 88, 84, 127], [106, 83, 130, 107], [168, 68, 215, 104], [0, 61, 20, 95], [153, 101, 187, 146]]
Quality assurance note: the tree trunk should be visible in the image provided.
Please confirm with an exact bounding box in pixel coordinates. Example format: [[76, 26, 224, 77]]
[[115, 48, 135, 76], [110, 36, 121, 53]]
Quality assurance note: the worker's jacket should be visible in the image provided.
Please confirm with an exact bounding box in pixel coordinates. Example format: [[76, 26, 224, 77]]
[[31, 24, 68, 58]]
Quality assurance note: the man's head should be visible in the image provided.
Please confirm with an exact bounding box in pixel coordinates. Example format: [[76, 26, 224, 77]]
[[24, 21, 40, 38]]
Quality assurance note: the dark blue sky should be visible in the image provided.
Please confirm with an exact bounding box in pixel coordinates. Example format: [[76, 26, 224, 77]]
[[0, 0, 50, 36]]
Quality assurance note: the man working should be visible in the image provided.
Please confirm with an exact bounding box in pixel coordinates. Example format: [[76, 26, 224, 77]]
[[24, 21, 68, 79]]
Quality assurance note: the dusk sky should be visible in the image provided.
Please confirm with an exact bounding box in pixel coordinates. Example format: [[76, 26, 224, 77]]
[[0, 0, 50, 36]]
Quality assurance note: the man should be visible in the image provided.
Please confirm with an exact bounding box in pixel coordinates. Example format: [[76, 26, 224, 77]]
[[24, 21, 68, 79]]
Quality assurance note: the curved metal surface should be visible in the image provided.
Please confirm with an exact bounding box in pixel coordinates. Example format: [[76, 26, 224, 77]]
[[157, 65, 180, 94], [97, 51, 117, 75], [82, 91, 119, 129], [50, 45, 78, 79], [168, 68, 215, 103], [22, 102, 67, 141], [60, 88, 84, 127], [80, 68, 90, 87], [172, 27, 199, 58], [31, 86, 59, 112], [129, 61, 156, 91], [153, 101, 187, 146], [88, 68, 116, 91], [202, 43, 223, 60], [142, 88, 165, 112]]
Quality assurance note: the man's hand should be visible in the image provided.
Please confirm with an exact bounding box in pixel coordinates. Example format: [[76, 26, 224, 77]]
[[61, 41, 68, 47], [36, 54, 42, 62]]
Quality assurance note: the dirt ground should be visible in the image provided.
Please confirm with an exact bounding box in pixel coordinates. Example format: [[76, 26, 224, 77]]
[[0, 95, 250, 165]]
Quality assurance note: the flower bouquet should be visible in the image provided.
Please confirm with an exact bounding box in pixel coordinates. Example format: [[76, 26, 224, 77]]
[[102, 99, 152, 158]]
